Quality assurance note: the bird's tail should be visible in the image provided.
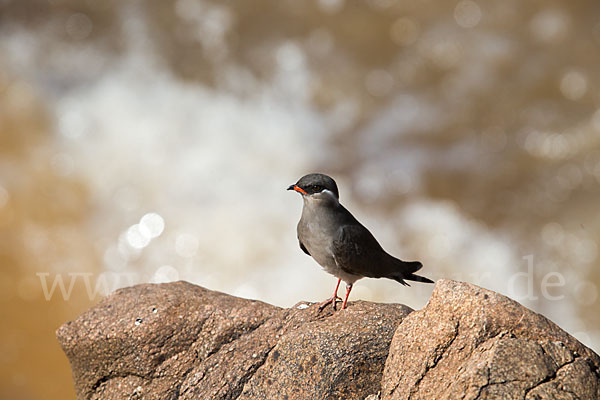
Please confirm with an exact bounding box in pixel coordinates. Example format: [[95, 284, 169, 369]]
[[387, 260, 434, 286]]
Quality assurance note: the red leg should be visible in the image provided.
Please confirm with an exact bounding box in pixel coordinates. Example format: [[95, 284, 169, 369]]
[[318, 278, 342, 311], [341, 283, 353, 310], [331, 278, 342, 310]]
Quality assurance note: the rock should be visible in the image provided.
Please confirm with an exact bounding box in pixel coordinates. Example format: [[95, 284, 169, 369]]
[[58, 279, 600, 400], [381, 279, 600, 400], [237, 301, 409, 400], [57, 281, 411, 400]]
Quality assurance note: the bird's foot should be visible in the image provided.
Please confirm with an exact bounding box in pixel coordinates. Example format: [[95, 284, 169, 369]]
[[318, 296, 342, 311]]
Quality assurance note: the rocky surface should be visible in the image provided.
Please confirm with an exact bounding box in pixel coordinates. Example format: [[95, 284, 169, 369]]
[[57, 279, 600, 400], [382, 280, 600, 400], [57, 281, 411, 400]]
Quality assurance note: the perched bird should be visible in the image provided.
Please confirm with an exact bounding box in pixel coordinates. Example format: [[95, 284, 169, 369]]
[[287, 173, 433, 310]]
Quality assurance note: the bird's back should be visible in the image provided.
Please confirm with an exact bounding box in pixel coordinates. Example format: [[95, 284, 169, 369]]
[[329, 206, 432, 284]]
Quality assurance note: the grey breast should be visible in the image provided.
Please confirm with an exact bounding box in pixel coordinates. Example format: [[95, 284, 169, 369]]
[[297, 200, 340, 271]]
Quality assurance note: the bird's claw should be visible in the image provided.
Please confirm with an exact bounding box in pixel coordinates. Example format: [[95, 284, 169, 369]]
[[318, 296, 342, 311]]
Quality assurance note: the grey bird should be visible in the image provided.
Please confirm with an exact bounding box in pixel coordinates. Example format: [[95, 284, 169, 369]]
[[287, 173, 433, 310]]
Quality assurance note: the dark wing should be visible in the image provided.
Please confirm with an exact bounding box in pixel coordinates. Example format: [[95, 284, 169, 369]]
[[331, 224, 386, 278], [299, 240, 310, 256]]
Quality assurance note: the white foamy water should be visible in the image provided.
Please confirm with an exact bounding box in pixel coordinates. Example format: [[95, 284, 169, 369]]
[[50, 40, 336, 305], [1, 2, 597, 352]]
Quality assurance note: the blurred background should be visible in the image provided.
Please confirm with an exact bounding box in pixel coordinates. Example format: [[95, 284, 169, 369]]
[[1, 0, 600, 398]]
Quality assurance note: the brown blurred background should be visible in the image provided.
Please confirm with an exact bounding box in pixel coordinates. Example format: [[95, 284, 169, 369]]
[[1, 0, 600, 398]]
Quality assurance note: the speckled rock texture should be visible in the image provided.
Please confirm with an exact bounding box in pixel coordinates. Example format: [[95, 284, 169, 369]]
[[381, 279, 600, 400], [57, 281, 411, 400], [58, 280, 600, 400]]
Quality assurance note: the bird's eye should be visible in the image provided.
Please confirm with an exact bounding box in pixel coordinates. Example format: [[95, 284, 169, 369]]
[[312, 185, 322, 192]]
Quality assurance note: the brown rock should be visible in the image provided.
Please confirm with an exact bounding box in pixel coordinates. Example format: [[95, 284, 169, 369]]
[[58, 279, 599, 399], [381, 279, 600, 400], [238, 301, 411, 400], [57, 281, 411, 400]]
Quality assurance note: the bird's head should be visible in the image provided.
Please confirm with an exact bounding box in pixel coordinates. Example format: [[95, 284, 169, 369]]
[[287, 173, 340, 202]]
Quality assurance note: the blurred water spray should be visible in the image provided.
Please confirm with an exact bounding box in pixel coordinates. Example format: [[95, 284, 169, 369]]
[[1, 1, 599, 399]]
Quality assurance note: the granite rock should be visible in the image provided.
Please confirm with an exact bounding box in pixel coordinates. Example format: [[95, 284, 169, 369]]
[[57, 281, 410, 400], [381, 279, 600, 400]]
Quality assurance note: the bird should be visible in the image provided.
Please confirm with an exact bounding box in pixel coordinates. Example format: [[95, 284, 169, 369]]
[[287, 173, 433, 310]]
